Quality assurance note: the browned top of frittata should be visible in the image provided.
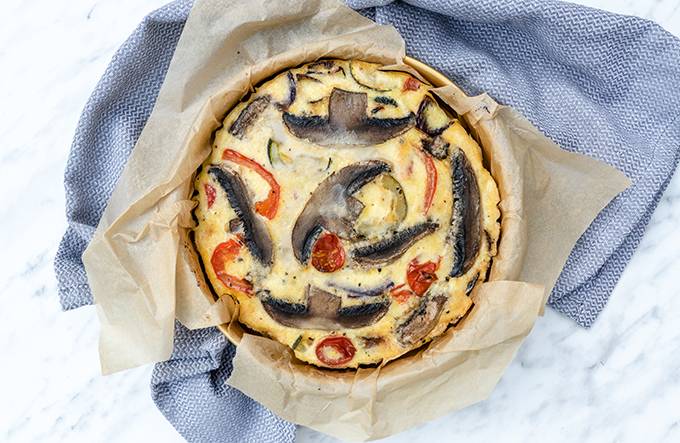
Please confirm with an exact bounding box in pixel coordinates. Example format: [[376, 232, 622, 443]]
[[193, 59, 500, 368]]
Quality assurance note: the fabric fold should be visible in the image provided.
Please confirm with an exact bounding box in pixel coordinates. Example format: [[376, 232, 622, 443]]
[[151, 323, 296, 443]]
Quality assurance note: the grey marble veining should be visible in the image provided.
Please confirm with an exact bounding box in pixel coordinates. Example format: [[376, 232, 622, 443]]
[[1, 0, 679, 442]]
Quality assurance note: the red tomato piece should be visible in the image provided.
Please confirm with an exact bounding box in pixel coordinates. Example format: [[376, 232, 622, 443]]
[[418, 149, 437, 214], [222, 148, 280, 219], [406, 257, 441, 296], [311, 232, 345, 273], [211, 239, 253, 295], [204, 183, 217, 208], [315, 336, 356, 366], [402, 77, 420, 91], [390, 283, 415, 303]]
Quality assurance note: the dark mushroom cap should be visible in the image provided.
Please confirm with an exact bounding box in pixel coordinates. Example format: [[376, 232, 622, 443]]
[[292, 160, 391, 264], [421, 136, 450, 160], [260, 286, 389, 330], [449, 149, 481, 277], [229, 95, 270, 139], [273, 72, 296, 110], [395, 291, 448, 346], [306, 60, 345, 76], [208, 166, 273, 266], [283, 88, 415, 147], [352, 222, 439, 265]]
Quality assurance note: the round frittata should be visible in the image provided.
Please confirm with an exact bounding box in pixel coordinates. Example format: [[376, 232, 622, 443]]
[[193, 59, 500, 368]]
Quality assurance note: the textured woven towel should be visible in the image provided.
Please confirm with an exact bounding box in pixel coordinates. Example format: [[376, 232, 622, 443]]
[[54, 0, 680, 441]]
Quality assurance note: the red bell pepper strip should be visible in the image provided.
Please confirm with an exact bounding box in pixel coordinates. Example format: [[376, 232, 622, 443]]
[[315, 336, 356, 366], [311, 232, 345, 273], [418, 148, 437, 214], [204, 183, 217, 208], [222, 148, 280, 219], [211, 239, 253, 295]]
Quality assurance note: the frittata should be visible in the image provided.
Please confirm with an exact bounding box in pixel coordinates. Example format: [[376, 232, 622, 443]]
[[192, 60, 500, 368]]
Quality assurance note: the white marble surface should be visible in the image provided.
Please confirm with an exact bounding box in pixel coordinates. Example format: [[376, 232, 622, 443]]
[[1, 0, 679, 442]]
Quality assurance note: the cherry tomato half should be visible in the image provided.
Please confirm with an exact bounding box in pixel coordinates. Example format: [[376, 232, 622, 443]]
[[402, 77, 420, 92], [311, 232, 345, 273], [406, 257, 441, 296], [204, 183, 217, 208], [211, 239, 253, 295], [315, 336, 356, 366]]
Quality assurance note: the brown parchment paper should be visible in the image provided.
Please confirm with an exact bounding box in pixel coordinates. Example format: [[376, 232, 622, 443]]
[[81, 0, 630, 439]]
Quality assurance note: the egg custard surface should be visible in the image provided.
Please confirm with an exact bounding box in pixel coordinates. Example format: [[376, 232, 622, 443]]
[[193, 59, 500, 368]]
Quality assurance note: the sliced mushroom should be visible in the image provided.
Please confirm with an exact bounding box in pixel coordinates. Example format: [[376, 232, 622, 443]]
[[283, 88, 415, 147], [338, 302, 388, 321], [449, 149, 481, 277], [306, 60, 345, 76], [229, 95, 270, 139], [296, 73, 322, 83], [465, 273, 480, 295], [208, 166, 273, 266], [329, 280, 394, 298], [279, 72, 296, 109], [352, 222, 439, 265], [260, 286, 389, 330], [421, 136, 450, 160], [269, 72, 297, 110], [339, 302, 388, 327], [417, 96, 451, 160], [416, 96, 451, 137], [395, 292, 448, 346], [260, 294, 307, 317], [292, 160, 390, 264]]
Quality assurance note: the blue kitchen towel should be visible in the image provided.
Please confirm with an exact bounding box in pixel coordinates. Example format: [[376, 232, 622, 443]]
[[54, 0, 680, 441], [152, 322, 296, 443]]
